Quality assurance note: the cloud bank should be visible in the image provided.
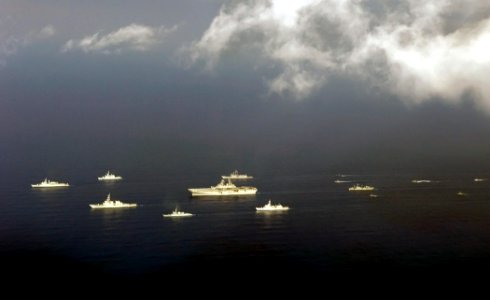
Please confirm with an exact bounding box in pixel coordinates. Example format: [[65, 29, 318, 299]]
[[189, 0, 490, 108], [62, 23, 177, 54]]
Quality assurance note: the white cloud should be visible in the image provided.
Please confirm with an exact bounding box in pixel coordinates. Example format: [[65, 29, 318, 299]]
[[188, 2, 272, 68], [354, 17, 490, 108], [62, 23, 177, 54], [189, 0, 490, 108], [0, 20, 56, 65], [269, 64, 326, 99], [37, 25, 56, 38]]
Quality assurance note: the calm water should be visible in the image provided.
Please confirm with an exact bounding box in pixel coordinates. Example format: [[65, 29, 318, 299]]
[[2, 169, 490, 283]]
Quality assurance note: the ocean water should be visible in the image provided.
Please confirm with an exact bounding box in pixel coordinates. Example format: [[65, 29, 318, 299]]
[[2, 168, 490, 285]]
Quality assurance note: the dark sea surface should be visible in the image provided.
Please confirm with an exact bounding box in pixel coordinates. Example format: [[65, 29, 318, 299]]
[[2, 166, 490, 286]]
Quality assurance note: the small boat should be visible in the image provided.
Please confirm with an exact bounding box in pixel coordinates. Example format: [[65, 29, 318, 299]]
[[457, 191, 467, 196], [163, 208, 193, 218], [89, 194, 137, 209], [334, 179, 350, 183], [222, 170, 253, 180], [31, 178, 69, 188], [256, 200, 289, 211], [348, 184, 375, 191], [474, 178, 487, 182], [411, 179, 432, 183], [98, 171, 122, 181]]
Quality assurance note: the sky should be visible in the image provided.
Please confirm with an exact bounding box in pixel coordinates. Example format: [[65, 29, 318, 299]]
[[1, 0, 490, 175]]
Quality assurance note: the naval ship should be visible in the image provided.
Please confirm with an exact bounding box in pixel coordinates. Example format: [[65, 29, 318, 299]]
[[98, 171, 122, 181], [31, 178, 69, 188], [89, 194, 137, 209], [256, 200, 289, 211], [163, 208, 193, 218], [348, 184, 375, 191], [188, 178, 257, 197], [222, 170, 253, 180]]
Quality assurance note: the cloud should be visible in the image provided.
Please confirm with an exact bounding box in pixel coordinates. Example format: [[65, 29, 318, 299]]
[[0, 19, 56, 65], [36, 25, 56, 39], [189, 0, 490, 108], [62, 23, 177, 54]]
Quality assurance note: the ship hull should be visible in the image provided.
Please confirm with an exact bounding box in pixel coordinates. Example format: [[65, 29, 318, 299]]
[[31, 184, 69, 188], [188, 188, 257, 197], [163, 214, 193, 217], [89, 204, 137, 209]]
